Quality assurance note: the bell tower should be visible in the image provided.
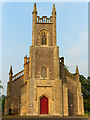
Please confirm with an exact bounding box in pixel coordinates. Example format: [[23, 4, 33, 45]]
[[28, 3, 62, 116], [30, 3, 60, 80]]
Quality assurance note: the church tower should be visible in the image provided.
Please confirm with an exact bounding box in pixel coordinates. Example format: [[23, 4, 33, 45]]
[[20, 3, 63, 116]]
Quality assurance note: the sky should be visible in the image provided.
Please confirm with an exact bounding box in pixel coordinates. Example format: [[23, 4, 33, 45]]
[[1, 2, 88, 95], [88, 2, 90, 78]]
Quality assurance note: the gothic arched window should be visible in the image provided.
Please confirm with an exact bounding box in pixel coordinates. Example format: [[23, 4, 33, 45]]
[[41, 32, 47, 45], [41, 66, 47, 78], [39, 29, 49, 46]]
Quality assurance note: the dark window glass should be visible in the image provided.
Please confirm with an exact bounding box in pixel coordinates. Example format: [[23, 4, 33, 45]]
[[41, 33, 47, 45]]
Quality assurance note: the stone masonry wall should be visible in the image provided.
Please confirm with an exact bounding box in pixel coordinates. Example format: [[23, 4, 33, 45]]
[[6, 75, 24, 115], [35, 47, 54, 79], [66, 76, 78, 115], [20, 83, 27, 116]]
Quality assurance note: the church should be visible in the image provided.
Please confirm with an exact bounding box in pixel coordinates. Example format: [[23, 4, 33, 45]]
[[4, 3, 84, 116]]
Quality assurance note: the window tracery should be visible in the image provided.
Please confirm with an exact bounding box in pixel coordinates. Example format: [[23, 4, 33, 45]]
[[41, 32, 47, 45], [39, 30, 48, 45]]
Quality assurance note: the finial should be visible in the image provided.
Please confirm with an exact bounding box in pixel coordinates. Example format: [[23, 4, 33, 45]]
[[32, 3, 37, 14], [76, 66, 79, 74], [25, 55, 27, 58], [52, 4, 56, 14], [34, 3, 36, 10]]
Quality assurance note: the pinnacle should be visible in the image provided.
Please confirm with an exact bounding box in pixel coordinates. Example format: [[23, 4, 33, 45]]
[[33, 3, 37, 14], [52, 4, 56, 14], [34, 3, 36, 10], [9, 65, 13, 75], [76, 66, 79, 74]]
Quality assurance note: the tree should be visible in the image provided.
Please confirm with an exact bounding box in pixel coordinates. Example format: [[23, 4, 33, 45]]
[[79, 75, 90, 112], [0, 80, 3, 111], [0, 80, 3, 89], [2, 95, 6, 113], [64, 65, 69, 71]]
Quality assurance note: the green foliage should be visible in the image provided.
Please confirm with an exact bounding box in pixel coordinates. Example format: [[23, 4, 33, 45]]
[[0, 80, 3, 111], [0, 97, 1, 110], [84, 112, 90, 117], [2, 95, 6, 112], [79, 75, 90, 112], [64, 65, 69, 71], [0, 80, 3, 95], [0, 95, 6, 112]]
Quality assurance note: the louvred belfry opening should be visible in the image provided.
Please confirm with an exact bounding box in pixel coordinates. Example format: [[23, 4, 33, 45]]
[[40, 96, 48, 114]]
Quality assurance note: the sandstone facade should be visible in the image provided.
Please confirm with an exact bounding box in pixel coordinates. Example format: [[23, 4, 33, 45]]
[[4, 3, 84, 116]]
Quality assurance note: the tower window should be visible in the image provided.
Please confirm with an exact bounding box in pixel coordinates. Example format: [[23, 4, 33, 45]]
[[45, 38, 46, 44], [41, 33, 47, 45], [41, 67, 47, 78], [42, 38, 44, 45]]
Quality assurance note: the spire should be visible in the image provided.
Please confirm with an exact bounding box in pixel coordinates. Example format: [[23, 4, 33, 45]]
[[32, 3, 37, 14], [52, 4, 56, 14], [76, 66, 79, 74], [9, 66, 13, 82]]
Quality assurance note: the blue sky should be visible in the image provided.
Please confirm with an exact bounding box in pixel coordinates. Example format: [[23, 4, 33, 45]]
[[2, 2, 88, 95]]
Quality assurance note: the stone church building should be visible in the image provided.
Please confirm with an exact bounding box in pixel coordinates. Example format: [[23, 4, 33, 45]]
[[4, 3, 84, 116]]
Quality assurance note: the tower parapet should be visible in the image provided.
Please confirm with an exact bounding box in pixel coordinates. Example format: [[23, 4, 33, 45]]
[[37, 16, 52, 23]]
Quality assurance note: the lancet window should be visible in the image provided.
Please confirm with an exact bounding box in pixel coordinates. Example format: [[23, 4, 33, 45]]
[[41, 66, 47, 78]]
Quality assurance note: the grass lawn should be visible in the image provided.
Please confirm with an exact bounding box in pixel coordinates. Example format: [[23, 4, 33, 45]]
[[84, 112, 90, 117]]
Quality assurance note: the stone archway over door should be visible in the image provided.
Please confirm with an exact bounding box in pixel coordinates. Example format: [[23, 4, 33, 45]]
[[40, 96, 48, 114]]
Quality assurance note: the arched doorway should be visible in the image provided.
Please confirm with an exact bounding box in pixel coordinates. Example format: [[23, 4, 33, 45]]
[[40, 96, 48, 114]]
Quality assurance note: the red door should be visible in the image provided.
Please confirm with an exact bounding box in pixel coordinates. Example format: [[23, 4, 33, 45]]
[[40, 96, 48, 114]]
